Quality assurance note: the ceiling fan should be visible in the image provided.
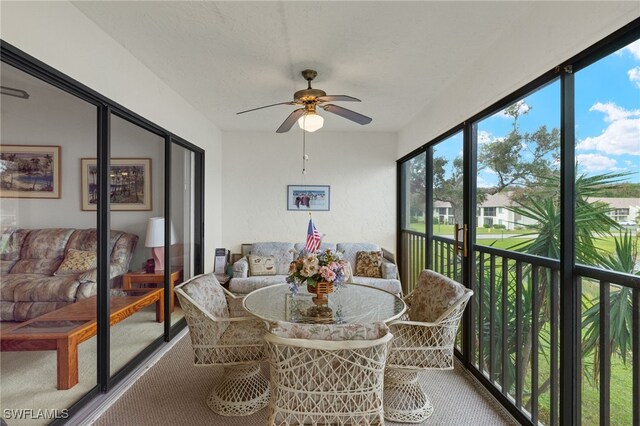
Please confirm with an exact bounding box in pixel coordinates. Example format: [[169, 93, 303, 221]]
[[236, 69, 372, 133]]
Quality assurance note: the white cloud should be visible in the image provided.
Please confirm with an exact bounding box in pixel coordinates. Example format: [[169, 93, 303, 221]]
[[576, 154, 618, 173], [620, 39, 640, 60], [477, 130, 504, 145], [496, 100, 531, 119], [628, 66, 640, 88], [576, 102, 640, 155]]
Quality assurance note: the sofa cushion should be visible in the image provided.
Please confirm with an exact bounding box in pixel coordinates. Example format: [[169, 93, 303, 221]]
[[11, 228, 74, 275], [355, 251, 383, 278], [251, 242, 295, 275], [1, 228, 30, 261], [1, 273, 81, 302], [1, 301, 72, 322], [293, 242, 337, 253], [66, 229, 123, 253], [248, 254, 277, 276], [9, 258, 64, 276], [229, 275, 288, 294], [349, 276, 402, 294], [55, 249, 97, 275], [336, 243, 380, 269]]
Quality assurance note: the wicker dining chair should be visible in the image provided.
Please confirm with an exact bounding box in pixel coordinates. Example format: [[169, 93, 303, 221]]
[[175, 273, 270, 416], [384, 269, 473, 423], [265, 322, 392, 426]]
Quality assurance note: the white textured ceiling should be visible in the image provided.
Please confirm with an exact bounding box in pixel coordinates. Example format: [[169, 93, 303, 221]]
[[71, 1, 636, 133]]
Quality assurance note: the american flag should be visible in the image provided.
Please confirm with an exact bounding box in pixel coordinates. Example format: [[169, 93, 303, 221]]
[[304, 218, 321, 253]]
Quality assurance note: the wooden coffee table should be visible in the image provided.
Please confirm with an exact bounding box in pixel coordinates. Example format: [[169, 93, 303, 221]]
[[0, 288, 164, 390], [122, 268, 183, 312]]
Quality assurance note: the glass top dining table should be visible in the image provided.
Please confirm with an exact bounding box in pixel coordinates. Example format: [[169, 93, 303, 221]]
[[243, 283, 407, 325]]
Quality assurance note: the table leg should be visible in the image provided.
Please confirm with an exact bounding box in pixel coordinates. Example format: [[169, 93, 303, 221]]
[[169, 280, 175, 313], [156, 291, 165, 323], [122, 276, 132, 291], [57, 337, 78, 390]]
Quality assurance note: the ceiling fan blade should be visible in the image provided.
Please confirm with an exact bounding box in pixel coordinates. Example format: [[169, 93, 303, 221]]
[[322, 104, 372, 125], [276, 108, 305, 133], [236, 101, 296, 115], [317, 95, 361, 103]]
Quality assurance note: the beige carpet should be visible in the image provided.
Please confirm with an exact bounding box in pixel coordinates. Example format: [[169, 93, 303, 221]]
[[93, 334, 517, 426], [0, 307, 184, 426]]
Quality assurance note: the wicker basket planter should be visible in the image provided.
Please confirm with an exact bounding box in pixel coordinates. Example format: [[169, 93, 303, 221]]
[[307, 281, 334, 302]]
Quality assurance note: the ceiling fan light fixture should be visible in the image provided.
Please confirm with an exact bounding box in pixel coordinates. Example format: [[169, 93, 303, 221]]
[[298, 112, 324, 132]]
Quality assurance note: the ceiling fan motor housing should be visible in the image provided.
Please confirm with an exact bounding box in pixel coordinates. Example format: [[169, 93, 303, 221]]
[[294, 88, 326, 103]]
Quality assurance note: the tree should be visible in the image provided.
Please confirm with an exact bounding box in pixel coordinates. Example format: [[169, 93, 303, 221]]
[[407, 155, 426, 221], [478, 102, 560, 197], [433, 155, 465, 226]]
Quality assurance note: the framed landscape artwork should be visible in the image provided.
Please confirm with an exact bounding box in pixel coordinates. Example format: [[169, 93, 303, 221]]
[[0, 145, 61, 199], [81, 158, 152, 211], [287, 185, 330, 211]]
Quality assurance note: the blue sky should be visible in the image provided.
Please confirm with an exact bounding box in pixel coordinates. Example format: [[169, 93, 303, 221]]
[[436, 38, 640, 187]]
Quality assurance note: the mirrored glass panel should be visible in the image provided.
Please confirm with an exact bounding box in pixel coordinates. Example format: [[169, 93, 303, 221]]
[[1, 61, 98, 421], [108, 114, 165, 375]]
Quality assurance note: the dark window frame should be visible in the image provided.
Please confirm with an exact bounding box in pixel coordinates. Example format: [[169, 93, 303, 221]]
[[397, 18, 640, 426]]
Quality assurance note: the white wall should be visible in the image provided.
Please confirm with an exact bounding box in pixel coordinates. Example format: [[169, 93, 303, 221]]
[[398, 2, 640, 157], [0, 1, 222, 271], [222, 131, 397, 254]]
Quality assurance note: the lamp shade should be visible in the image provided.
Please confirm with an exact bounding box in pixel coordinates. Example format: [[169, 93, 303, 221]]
[[297, 112, 324, 132], [144, 217, 177, 248]]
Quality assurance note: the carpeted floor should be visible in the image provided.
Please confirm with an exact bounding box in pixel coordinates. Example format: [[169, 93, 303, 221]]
[[0, 307, 184, 426], [93, 334, 517, 426]]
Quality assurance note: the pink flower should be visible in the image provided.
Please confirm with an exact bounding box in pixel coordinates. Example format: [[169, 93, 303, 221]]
[[319, 266, 336, 282]]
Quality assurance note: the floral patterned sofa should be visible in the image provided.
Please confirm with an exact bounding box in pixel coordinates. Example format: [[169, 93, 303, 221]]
[[0, 228, 138, 321], [229, 242, 401, 295]]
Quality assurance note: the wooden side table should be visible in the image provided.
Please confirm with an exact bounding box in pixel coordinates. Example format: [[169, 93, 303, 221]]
[[122, 269, 183, 312]]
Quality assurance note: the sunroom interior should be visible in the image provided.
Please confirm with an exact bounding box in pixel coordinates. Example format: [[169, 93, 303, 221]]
[[0, 2, 639, 426]]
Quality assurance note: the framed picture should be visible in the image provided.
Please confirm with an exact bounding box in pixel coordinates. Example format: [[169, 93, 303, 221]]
[[287, 185, 330, 211], [0, 145, 61, 199], [81, 158, 152, 211]]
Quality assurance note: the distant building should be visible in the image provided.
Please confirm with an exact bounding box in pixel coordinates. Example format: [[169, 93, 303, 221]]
[[588, 197, 640, 224], [433, 194, 639, 230]]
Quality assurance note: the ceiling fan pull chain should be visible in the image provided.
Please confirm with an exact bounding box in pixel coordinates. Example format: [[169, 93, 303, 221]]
[[302, 115, 307, 183]]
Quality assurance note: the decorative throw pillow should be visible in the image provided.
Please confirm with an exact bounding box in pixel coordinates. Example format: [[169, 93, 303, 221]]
[[354, 251, 383, 278], [248, 255, 277, 276], [54, 249, 97, 275]]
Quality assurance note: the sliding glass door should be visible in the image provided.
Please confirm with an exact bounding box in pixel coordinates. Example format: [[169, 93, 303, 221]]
[[1, 41, 205, 423]]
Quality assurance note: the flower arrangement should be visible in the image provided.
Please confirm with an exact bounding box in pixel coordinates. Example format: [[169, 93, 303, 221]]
[[287, 249, 348, 294]]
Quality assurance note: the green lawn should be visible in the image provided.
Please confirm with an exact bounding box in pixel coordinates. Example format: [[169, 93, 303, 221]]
[[409, 222, 530, 235], [526, 317, 633, 425]]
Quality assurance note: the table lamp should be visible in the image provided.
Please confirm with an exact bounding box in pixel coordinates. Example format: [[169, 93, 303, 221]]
[[144, 217, 176, 272]]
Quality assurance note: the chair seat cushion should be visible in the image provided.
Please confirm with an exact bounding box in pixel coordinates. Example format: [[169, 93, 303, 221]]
[[270, 321, 388, 341]]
